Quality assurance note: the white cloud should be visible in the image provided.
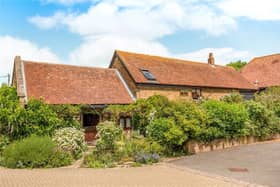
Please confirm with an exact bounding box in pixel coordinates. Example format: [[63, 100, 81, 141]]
[[0, 36, 61, 83], [30, 0, 236, 36], [179, 48, 251, 65], [69, 35, 169, 66], [28, 12, 68, 30], [27, 0, 240, 68], [216, 0, 280, 21], [23, 0, 256, 75]]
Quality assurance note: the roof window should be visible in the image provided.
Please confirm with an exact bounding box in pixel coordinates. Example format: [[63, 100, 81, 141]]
[[141, 69, 156, 81]]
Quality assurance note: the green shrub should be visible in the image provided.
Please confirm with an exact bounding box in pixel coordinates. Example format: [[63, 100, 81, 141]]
[[147, 118, 186, 152], [162, 101, 207, 142], [201, 100, 249, 141], [221, 92, 244, 103], [48, 150, 73, 167], [244, 101, 280, 137], [0, 135, 9, 155], [0, 86, 23, 140], [53, 127, 87, 159], [24, 99, 63, 136], [255, 86, 280, 117], [0, 86, 82, 141], [95, 121, 122, 154], [129, 95, 171, 134], [1, 136, 72, 168], [84, 153, 116, 168], [120, 137, 164, 158], [50, 104, 81, 128]]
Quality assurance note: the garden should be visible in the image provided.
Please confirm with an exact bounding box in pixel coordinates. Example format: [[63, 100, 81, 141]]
[[1, 84, 280, 169]]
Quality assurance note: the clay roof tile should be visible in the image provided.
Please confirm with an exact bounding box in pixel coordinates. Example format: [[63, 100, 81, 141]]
[[241, 53, 280, 88], [116, 50, 256, 90], [23, 61, 133, 105]]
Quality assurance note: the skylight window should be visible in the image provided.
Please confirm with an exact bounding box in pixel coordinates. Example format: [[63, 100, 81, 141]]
[[141, 69, 156, 81]]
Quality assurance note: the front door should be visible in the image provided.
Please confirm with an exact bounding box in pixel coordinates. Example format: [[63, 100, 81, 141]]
[[83, 113, 100, 142]]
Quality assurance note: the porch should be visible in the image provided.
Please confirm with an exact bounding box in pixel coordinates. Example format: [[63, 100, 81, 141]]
[[81, 105, 132, 142]]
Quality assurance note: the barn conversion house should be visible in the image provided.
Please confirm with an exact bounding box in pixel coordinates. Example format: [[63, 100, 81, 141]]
[[110, 50, 257, 100], [12, 56, 134, 141], [12, 50, 258, 140]]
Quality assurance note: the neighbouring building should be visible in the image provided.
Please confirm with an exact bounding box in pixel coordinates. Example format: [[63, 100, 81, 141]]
[[12, 56, 134, 141], [241, 53, 280, 90], [110, 50, 257, 100]]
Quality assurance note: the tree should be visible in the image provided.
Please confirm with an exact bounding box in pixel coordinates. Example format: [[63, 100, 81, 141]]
[[0, 86, 81, 140], [226, 60, 247, 71]]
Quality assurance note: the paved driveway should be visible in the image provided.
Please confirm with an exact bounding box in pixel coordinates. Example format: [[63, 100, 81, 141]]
[[0, 164, 242, 187], [171, 141, 280, 187]]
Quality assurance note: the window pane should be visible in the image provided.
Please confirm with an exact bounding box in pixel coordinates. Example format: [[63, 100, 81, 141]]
[[141, 70, 156, 80], [126, 118, 131, 128], [180, 90, 189, 96], [192, 89, 201, 99], [120, 118, 125, 129]]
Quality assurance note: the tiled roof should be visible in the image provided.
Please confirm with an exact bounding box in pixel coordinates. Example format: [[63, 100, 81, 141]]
[[115, 50, 256, 90], [23, 61, 133, 105], [241, 54, 280, 88]]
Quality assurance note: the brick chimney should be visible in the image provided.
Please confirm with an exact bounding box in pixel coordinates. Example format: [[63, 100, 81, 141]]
[[208, 53, 215, 65]]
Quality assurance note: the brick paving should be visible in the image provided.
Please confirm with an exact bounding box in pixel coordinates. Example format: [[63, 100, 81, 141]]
[[0, 164, 242, 187]]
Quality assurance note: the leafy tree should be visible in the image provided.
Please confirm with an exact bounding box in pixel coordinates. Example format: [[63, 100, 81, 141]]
[[0, 85, 23, 139], [226, 60, 247, 71], [0, 86, 81, 140]]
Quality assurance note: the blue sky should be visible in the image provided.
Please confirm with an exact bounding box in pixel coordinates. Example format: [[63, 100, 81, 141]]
[[1, 0, 280, 84]]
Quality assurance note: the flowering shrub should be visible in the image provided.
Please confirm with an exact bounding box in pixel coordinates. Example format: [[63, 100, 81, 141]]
[[95, 121, 122, 154], [135, 153, 160, 164], [53, 127, 87, 159]]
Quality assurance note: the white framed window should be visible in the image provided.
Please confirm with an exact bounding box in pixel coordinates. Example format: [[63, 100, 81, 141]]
[[120, 118, 125, 129], [126, 118, 131, 128]]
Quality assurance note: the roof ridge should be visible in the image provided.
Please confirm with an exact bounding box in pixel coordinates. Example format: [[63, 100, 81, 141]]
[[243, 53, 280, 70], [253, 53, 280, 59], [22, 60, 114, 71], [116, 50, 230, 69]]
